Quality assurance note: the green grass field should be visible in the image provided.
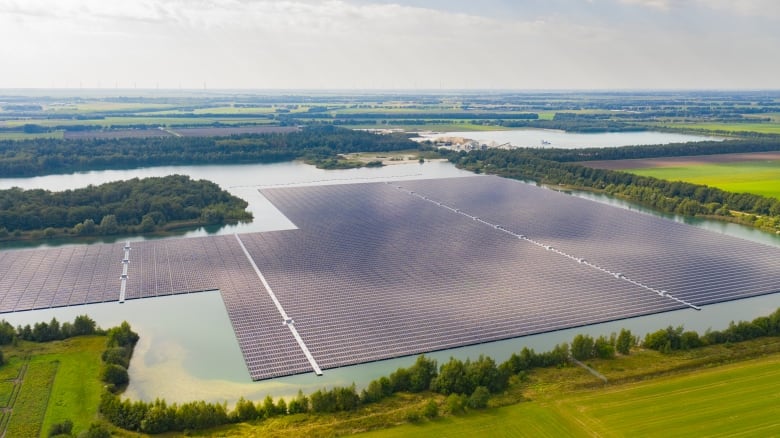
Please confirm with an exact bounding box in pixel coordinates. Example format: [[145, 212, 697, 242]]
[[664, 122, 780, 135], [45, 102, 176, 113], [626, 161, 780, 199], [363, 354, 780, 437], [0, 131, 64, 140], [361, 402, 578, 438], [39, 337, 106, 436], [0, 381, 15, 407]]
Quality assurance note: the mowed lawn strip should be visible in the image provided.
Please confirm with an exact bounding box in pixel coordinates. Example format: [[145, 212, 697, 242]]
[[39, 336, 106, 437], [626, 161, 780, 199], [5, 358, 58, 438]]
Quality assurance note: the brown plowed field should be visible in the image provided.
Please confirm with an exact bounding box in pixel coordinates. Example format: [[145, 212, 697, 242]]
[[583, 151, 780, 170], [64, 129, 173, 139], [62, 125, 299, 140], [172, 126, 299, 137]]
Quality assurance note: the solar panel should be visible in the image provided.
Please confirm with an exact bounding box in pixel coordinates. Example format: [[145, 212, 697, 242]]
[[2, 175, 780, 380]]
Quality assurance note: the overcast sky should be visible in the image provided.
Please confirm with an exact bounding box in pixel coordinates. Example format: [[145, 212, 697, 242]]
[[1, 0, 778, 90]]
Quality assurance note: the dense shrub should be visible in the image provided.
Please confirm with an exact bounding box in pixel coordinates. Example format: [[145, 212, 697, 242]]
[[467, 386, 490, 409], [102, 364, 129, 386], [47, 419, 73, 437]]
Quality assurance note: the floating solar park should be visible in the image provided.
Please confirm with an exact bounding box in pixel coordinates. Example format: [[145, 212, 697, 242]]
[[2, 175, 780, 380]]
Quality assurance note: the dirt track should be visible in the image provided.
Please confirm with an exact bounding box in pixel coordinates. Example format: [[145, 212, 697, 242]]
[[584, 151, 780, 170]]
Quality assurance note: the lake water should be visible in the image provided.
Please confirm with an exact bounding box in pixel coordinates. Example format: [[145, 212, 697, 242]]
[[0, 160, 469, 250], [1, 159, 779, 405], [416, 129, 721, 149]]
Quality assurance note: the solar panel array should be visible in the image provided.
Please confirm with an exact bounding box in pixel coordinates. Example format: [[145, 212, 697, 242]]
[[399, 176, 780, 306], [0, 243, 124, 312], [2, 175, 780, 380], [253, 182, 682, 370], [123, 235, 311, 379]]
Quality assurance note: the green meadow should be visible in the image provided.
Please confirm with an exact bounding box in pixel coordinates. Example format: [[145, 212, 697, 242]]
[[363, 354, 780, 438], [668, 122, 780, 135], [0, 131, 64, 140], [626, 161, 780, 199]]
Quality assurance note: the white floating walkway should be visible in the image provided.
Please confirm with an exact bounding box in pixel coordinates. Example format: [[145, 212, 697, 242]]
[[234, 234, 323, 376], [392, 183, 702, 312], [119, 241, 130, 303]]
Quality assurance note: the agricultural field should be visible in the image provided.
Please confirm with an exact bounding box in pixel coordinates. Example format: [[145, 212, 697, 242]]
[[3, 116, 274, 128], [344, 122, 509, 132], [3, 91, 780, 139], [661, 122, 780, 135], [61, 125, 295, 139], [0, 336, 106, 437], [585, 152, 780, 199], [0, 131, 64, 140], [5, 359, 58, 437], [627, 162, 780, 199], [364, 350, 780, 437], [45, 102, 178, 113], [63, 128, 174, 139]]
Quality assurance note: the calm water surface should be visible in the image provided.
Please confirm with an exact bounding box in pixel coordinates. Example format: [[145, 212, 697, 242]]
[[1, 160, 779, 404], [417, 129, 722, 149], [0, 160, 468, 249]]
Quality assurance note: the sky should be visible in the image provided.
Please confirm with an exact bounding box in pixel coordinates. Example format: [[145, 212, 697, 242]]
[[0, 0, 778, 90]]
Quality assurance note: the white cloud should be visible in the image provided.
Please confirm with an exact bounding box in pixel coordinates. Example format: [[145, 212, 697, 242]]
[[0, 0, 776, 89], [618, 0, 674, 11], [696, 0, 780, 18], [617, 0, 780, 17]]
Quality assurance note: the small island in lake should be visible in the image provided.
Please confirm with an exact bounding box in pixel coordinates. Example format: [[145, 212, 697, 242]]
[[0, 175, 252, 241]]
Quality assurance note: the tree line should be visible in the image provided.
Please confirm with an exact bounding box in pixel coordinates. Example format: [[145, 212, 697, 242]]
[[643, 307, 780, 352], [100, 322, 140, 391], [0, 126, 418, 177], [97, 326, 635, 434], [0, 314, 99, 368], [3, 314, 98, 345], [0, 174, 251, 238]]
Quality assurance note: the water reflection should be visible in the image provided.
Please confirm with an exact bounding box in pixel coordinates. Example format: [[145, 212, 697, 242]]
[[416, 130, 722, 149]]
